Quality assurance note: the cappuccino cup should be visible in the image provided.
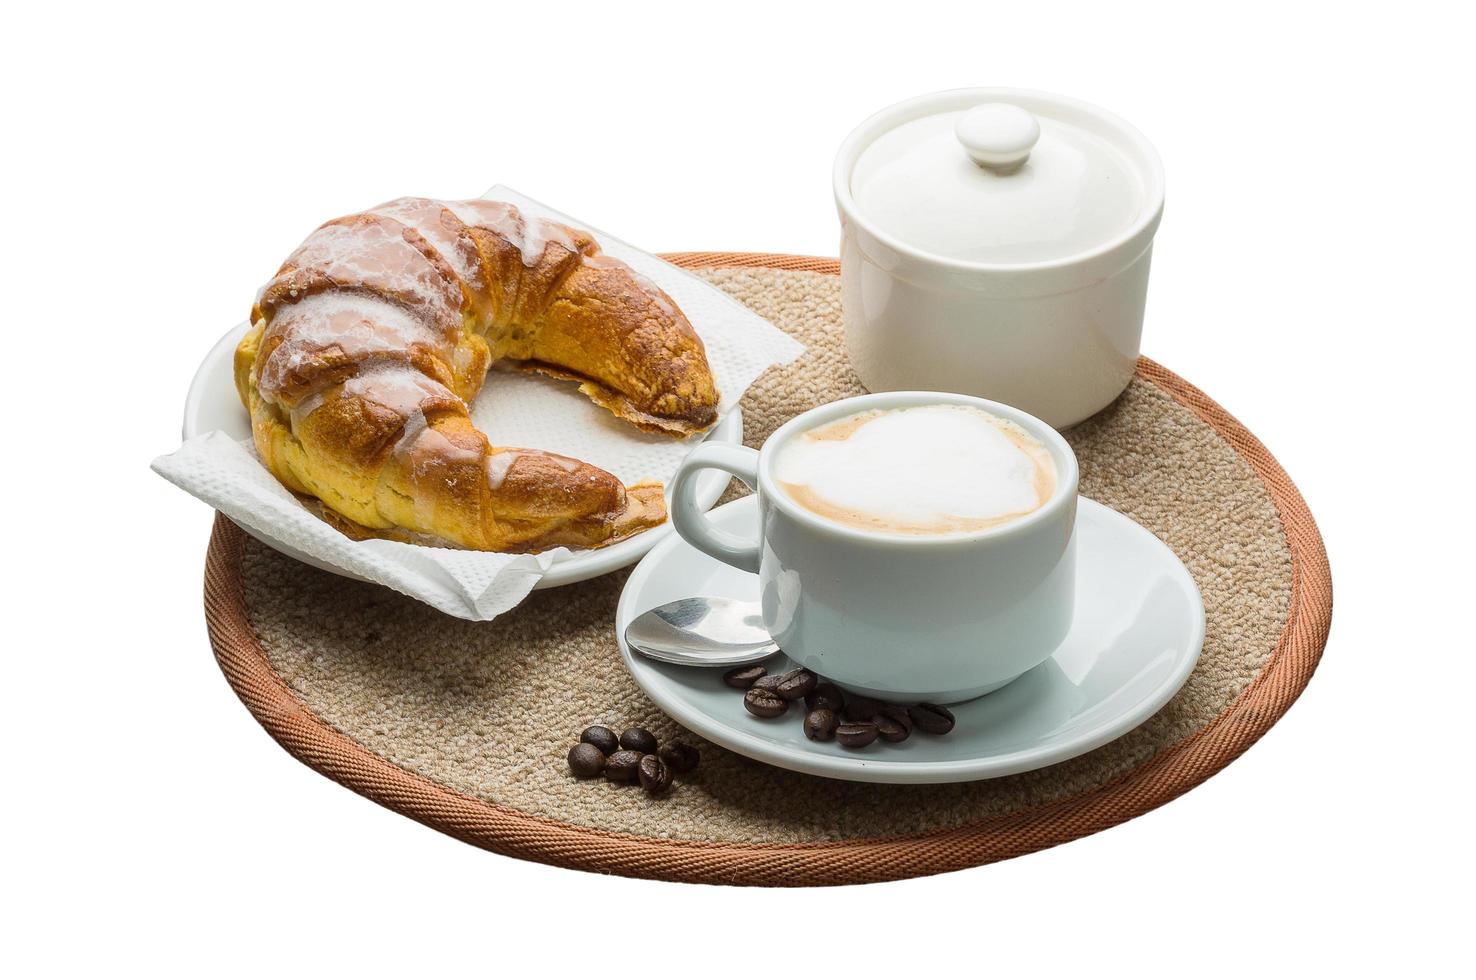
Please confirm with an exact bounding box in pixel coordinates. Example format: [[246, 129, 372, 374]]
[[670, 392, 1079, 703]]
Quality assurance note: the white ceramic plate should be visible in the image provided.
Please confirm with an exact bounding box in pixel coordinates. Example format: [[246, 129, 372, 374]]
[[617, 495, 1205, 784], [182, 322, 742, 589]]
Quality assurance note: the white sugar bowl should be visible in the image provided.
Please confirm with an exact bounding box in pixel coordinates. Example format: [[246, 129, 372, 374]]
[[833, 88, 1165, 428]]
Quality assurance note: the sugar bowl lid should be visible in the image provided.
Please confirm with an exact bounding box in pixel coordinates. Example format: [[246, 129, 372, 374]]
[[838, 88, 1164, 269]]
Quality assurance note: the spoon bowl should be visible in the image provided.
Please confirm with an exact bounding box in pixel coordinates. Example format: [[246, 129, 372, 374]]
[[623, 596, 779, 667]]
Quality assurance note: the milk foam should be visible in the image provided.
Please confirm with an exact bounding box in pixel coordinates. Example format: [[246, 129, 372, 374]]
[[773, 405, 1056, 533]]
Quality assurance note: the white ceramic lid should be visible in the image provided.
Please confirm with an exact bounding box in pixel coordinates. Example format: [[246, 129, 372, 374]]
[[848, 93, 1156, 266]]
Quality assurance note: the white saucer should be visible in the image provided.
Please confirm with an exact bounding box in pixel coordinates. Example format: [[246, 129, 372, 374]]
[[181, 322, 742, 589], [617, 495, 1205, 784]]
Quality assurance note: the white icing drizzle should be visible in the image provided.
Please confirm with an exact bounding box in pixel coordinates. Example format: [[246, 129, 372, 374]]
[[258, 293, 445, 396], [284, 361, 462, 446], [392, 420, 484, 538], [288, 390, 327, 429], [279, 217, 463, 325], [393, 408, 429, 460], [484, 450, 522, 489], [445, 199, 579, 267], [367, 197, 485, 294], [400, 414, 440, 529], [340, 362, 462, 418], [334, 364, 471, 477]]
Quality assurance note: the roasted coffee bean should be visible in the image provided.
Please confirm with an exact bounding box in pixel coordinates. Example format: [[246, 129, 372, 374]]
[[744, 686, 788, 718], [836, 721, 880, 748], [658, 742, 700, 775], [804, 708, 837, 742], [604, 749, 644, 783], [638, 754, 673, 795], [580, 725, 620, 756], [909, 703, 956, 735], [875, 706, 913, 743], [751, 673, 785, 693], [842, 695, 884, 722], [619, 727, 659, 754], [775, 668, 818, 701], [567, 743, 606, 778], [805, 682, 845, 712], [723, 665, 767, 689]]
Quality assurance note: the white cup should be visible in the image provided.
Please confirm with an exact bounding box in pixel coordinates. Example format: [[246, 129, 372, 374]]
[[670, 392, 1079, 703]]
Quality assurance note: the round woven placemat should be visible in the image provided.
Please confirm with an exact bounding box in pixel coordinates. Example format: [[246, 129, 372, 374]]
[[203, 254, 1332, 886]]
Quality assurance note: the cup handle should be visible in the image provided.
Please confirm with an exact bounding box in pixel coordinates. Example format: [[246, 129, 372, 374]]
[[670, 443, 762, 574]]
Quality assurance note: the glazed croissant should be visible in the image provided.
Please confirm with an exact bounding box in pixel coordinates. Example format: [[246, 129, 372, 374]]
[[234, 197, 719, 551]]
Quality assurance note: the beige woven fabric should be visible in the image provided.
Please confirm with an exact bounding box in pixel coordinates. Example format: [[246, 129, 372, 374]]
[[233, 267, 1292, 846]]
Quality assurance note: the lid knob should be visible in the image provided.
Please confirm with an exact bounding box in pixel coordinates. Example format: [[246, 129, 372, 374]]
[[955, 103, 1040, 174]]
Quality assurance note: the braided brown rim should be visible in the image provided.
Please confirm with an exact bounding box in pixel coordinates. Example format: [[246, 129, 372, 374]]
[[203, 253, 1332, 886]]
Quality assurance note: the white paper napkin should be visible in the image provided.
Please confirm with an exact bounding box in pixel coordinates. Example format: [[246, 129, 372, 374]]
[[153, 186, 803, 620]]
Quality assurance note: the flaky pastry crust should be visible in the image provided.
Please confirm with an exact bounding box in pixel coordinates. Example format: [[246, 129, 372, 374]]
[[234, 198, 718, 551]]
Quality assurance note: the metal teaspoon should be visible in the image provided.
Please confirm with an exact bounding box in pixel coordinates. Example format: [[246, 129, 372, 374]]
[[624, 596, 780, 667]]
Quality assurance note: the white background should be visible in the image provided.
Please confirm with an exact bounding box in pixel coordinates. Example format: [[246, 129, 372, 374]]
[[6, 1, 1472, 975]]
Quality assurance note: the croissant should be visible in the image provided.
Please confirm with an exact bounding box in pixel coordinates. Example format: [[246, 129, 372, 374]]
[[234, 197, 719, 551]]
